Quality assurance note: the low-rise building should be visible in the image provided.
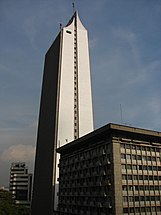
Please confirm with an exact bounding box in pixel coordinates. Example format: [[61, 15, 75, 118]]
[[57, 123, 161, 215]]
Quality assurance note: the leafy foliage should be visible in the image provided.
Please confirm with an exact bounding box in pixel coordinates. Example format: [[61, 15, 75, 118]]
[[0, 189, 30, 215]]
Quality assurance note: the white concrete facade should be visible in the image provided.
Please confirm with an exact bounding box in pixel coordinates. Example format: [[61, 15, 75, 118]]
[[54, 12, 94, 210], [57, 12, 93, 146]]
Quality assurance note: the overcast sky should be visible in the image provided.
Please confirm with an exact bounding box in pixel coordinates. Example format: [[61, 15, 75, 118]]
[[0, 0, 161, 186]]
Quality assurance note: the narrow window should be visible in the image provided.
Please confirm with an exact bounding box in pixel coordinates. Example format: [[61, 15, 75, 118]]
[[66, 30, 72, 34]]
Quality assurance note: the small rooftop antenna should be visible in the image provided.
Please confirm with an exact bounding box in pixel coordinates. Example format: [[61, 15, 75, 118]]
[[72, 0, 75, 13], [60, 23, 62, 31], [120, 104, 123, 124]]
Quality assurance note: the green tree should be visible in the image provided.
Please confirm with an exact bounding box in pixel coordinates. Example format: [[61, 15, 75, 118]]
[[0, 189, 30, 215]]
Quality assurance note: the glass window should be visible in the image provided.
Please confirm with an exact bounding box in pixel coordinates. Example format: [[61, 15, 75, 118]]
[[134, 185, 139, 191], [136, 145, 141, 151], [155, 186, 159, 190], [128, 185, 133, 191], [134, 196, 139, 201], [148, 166, 152, 171], [122, 164, 126, 169], [127, 164, 132, 170], [143, 165, 147, 170], [122, 185, 127, 191], [141, 207, 145, 212], [126, 144, 131, 149], [147, 156, 151, 161], [139, 165, 142, 170], [132, 155, 136, 160], [144, 175, 148, 180], [131, 145, 136, 150], [127, 175, 132, 180], [139, 175, 143, 180], [156, 206, 161, 212], [123, 196, 128, 202], [126, 154, 131, 160], [142, 156, 147, 161], [151, 207, 156, 212], [123, 208, 128, 213], [122, 175, 127, 180], [153, 166, 157, 171], [146, 207, 151, 212], [154, 176, 158, 180], [151, 157, 156, 161], [156, 148, 160, 152], [156, 196, 160, 201], [129, 207, 134, 213], [133, 175, 138, 180], [151, 196, 155, 201], [140, 196, 144, 201], [129, 196, 134, 202], [151, 148, 155, 152], [135, 207, 140, 213], [145, 196, 150, 201], [121, 154, 126, 159], [66, 30, 72, 34], [142, 146, 146, 151], [137, 155, 142, 160]]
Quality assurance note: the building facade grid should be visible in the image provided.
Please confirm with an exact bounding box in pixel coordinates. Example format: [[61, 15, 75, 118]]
[[58, 141, 112, 215], [120, 140, 161, 215], [9, 162, 32, 207], [57, 124, 161, 215]]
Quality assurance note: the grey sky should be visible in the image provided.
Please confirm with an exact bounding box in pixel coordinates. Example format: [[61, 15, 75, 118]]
[[0, 0, 161, 186]]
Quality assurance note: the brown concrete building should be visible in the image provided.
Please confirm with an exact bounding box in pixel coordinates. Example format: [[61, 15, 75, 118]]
[[57, 123, 161, 215]]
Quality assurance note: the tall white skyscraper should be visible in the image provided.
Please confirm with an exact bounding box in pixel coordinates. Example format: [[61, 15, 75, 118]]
[[31, 11, 93, 215]]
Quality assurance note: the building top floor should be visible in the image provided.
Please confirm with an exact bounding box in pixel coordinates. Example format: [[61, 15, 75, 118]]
[[57, 123, 161, 156]]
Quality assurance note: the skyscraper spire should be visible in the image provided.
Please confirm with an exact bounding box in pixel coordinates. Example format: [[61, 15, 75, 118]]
[[72, 0, 75, 13]]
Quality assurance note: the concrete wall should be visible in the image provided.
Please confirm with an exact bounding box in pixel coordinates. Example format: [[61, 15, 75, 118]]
[[112, 136, 123, 215], [31, 33, 61, 215]]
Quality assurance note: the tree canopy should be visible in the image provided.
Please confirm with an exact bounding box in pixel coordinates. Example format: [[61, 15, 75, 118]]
[[0, 189, 30, 215]]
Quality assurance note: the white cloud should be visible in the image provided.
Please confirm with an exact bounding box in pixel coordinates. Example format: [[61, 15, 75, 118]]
[[89, 38, 97, 49], [1, 144, 35, 162], [111, 26, 141, 67], [112, 27, 136, 41]]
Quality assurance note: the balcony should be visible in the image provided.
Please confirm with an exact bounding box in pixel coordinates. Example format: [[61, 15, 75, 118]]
[[89, 201, 95, 206], [96, 202, 103, 207]]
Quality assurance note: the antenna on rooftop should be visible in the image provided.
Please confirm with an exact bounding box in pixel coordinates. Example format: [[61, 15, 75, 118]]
[[60, 23, 62, 31], [72, 0, 75, 13], [120, 104, 123, 124]]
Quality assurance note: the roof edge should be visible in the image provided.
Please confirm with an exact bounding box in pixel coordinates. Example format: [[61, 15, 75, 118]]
[[57, 123, 161, 153]]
